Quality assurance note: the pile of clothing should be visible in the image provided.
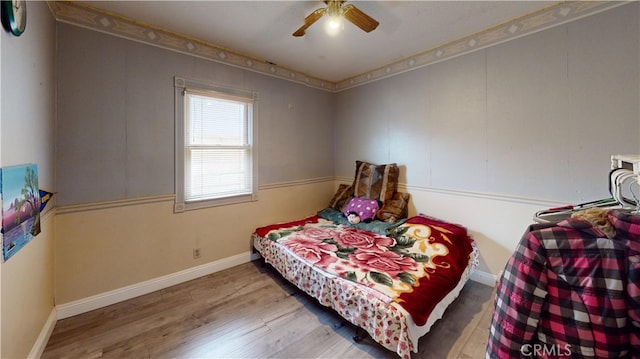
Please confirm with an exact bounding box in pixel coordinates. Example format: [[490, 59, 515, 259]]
[[487, 208, 640, 358]]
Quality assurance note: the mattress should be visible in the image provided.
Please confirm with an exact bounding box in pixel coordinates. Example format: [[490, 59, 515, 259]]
[[252, 213, 478, 358]]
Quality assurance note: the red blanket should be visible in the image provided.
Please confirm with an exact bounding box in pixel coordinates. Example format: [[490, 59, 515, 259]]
[[255, 214, 474, 326]]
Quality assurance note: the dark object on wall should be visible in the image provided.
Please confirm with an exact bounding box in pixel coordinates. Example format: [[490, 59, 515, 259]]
[[1, 0, 26, 36], [39, 189, 54, 212]]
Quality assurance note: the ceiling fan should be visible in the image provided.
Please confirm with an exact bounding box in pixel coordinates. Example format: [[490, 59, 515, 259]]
[[293, 0, 379, 37]]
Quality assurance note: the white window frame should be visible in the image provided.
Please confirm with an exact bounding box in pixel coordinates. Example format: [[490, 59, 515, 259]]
[[174, 76, 258, 212]]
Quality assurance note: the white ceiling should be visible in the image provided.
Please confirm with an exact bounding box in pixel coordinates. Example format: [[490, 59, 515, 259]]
[[79, 1, 557, 82]]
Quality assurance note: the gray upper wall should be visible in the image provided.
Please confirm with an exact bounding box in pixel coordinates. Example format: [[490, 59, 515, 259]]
[[56, 23, 335, 206], [335, 2, 640, 204], [57, 3, 639, 206]]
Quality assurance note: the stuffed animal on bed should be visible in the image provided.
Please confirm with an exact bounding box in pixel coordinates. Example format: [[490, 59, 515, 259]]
[[346, 212, 361, 224], [343, 197, 380, 224]]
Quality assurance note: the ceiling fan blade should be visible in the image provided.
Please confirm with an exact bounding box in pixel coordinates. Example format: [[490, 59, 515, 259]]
[[293, 8, 326, 37], [342, 4, 379, 33]]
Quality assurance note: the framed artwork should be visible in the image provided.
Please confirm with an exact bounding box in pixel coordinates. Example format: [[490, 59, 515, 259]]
[[1, 164, 41, 262]]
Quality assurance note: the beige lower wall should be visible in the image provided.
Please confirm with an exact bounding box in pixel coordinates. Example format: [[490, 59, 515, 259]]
[[54, 179, 335, 305], [1, 211, 55, 359], [54, 176, 555, 310], [0, 180, 566, 357]]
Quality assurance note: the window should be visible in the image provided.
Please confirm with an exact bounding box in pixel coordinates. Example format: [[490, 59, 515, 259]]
[[174, 77, 257, 211]]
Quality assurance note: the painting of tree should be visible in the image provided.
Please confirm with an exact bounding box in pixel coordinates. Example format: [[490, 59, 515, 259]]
[[1, 164, 41, 262]]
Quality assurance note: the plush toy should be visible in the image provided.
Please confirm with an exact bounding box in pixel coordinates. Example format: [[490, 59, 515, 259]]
[[343, 197, 380, 224], [346, 212, 361, 224]]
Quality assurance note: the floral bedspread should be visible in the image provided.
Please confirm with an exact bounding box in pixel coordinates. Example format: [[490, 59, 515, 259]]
[[253, 214, 475, 358]]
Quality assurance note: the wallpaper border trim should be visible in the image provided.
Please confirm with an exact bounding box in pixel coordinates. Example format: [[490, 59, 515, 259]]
[[50, 1, 626, 92], [55, 176, 568, 215], [333, 176, 568, 208], [55, 177, 335, 214], [335, 1, 628, 91]]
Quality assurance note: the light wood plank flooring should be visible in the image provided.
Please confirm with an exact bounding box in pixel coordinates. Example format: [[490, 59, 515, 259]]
[[43, 261, 495, 358]]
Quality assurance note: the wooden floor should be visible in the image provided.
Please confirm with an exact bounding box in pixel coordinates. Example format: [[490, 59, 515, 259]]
[[43, 261, 495, 359]]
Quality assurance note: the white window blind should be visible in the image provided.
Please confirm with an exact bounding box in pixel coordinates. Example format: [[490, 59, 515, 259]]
[[176, 78, 257, 210], [184, 91, 253, 202]]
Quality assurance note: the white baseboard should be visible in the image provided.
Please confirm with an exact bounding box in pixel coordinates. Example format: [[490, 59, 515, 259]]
[[28, 308, 57, 359], [469, 269, 497, 287], [55, 251, 498, 321], [56, 252, 254, 320]]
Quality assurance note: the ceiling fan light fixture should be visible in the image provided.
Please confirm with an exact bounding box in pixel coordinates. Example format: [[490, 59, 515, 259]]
[[325, 0, 343, 34], [293, 0, 378, 37], [324, 15, 342, 36], [327, 14, 341, 29]]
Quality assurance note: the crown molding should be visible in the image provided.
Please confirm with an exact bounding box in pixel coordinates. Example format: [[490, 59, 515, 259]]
[[50, 1, 627, 93], [335, 1, 628, 91], [49, 1, 336, 91]]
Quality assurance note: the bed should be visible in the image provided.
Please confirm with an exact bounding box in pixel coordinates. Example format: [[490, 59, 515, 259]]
[[251, 161, 478, 358]]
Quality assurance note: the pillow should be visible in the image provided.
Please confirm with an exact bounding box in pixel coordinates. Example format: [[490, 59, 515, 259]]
[[328, 183, 353, 210], [343, 197, 380, 222], [352, 161, 399, 203], [377, 192, 410, 222]]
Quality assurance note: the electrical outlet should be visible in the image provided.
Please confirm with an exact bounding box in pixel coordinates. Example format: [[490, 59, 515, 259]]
[[193, 248, 201, 259]]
